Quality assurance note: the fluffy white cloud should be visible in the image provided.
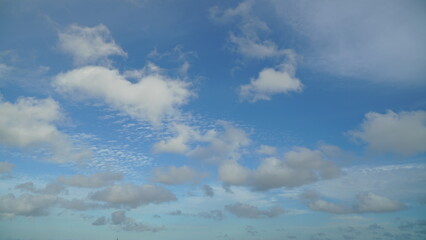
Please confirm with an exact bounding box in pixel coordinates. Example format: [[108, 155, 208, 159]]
[[0, 97, 86, 163], [57, 172, 123, 188], [153, 122, 250, 164], [220, 147, 341, 191], [152, 165, 206, 185], [238, 60, 303, 102], [90, 184, 176, 208], [152, 124, 197, 154], [54, 65, 193, 125], [225, 202, 284, 218], [349, 110, 426, 155], [0, 194, 57, 217], [0, 162, 14, 174], [58, 24, 127, 66]]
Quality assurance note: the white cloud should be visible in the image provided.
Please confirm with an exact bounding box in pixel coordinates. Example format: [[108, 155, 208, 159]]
[[218, 161, 250, 186], [349, 110, 426, 155], [303, 191, 406, 214], [57, 172, 123, 188], [225, 202, 284, 218], [256, 145, 277, 155], [58, 24, 127, 66], [152, 124, 197, 154], [153, 122, 250, 164], [271, 0, 426, 83], [90, 184, 176, 208], [15, 182, 67, 195], [238, 59, 303, 102], [152, 165, 206, 185], [220, 147, 341, 191], [0, 97, 86, 163], [356, 192, 406, 213], [0, 162, 14, 174], [0, 194, 57, 217], [54, 65, 193, 125]]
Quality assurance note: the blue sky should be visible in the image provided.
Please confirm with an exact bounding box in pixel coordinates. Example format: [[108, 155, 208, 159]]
[[1, 0, 426, 239]]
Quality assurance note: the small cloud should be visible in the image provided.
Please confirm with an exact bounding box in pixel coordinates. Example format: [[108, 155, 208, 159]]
[[0, 162, 14, 174], [58, 24, 127, 66], [348, 110, 426, 156], [0, 193, 57, 217], [203, 185, 214, 197], [90, 184, 176, 208], [92, 216, 107, 226], [256, 145, 277, 155], [152, 165, 206, 185], [225, 202, 284, 219]]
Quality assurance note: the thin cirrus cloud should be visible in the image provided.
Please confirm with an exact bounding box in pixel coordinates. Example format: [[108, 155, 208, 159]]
[[0, 97, 89, 163], [271, 0, 426, 83], [58, 24, 127, 66], [348, 110, 426, 155]]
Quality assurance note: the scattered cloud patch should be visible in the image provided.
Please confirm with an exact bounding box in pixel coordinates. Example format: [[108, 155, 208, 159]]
[[92, 216, 107, 225], [0, 97, 88, 163], [225, 202, 284, 218], [238, 59, 303, 102], [203, 184, 214, 197], [220, 147, 341, 191], [0, 194, 57, 217], [58, 24, 127, 66], [349, 110, 426, 155], [15, 182, 67, 195], [256, 145, 277, 155], [54, 65, 193, 125], [0, 162, 14, 174], [152, 165, 206, 185], [90, 184, 176, 208]]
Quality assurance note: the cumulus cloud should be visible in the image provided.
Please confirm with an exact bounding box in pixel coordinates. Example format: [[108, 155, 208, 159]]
[[356, 192, 406, 213], [238, 58, 303, 102], [57, 172, 123, 188], [348, 110, 426, 155], [0, 97, 87, 163], [58, 24, 127, 66], [271, 0, 426, 82], [302, 191, 406, 214], [111, 210, 127, 224], [152, 165, 205, 185], [59, 198, 99, 211], [153, 122, 250, 164], [225, 202, 284, 218], [90, 184, 176, 208], [256, 145, 277, 155], [15, 182, 67, 195], [220, 147, 341, 191], [0, 194, 57, 217], [0, 162, 14, 174], [54, 65, 193, 125]]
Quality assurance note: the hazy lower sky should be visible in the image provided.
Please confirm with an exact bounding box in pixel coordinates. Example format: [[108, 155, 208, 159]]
[[1, 0, 426, 240]]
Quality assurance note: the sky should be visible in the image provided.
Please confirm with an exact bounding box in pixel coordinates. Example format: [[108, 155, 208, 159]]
[[0, 0, 426, 239]]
